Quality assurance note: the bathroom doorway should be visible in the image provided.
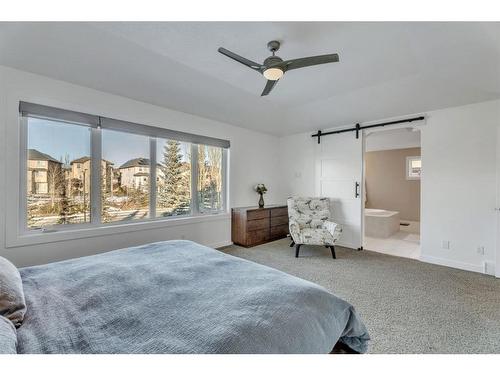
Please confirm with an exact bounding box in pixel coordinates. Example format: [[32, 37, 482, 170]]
[[362, 127, 421, 259]]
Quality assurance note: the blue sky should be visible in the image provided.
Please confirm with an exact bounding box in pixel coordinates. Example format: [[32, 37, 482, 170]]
[[28, 118, 90, 163], [102, 129, 149, 166], [28, 118, 190, 167]]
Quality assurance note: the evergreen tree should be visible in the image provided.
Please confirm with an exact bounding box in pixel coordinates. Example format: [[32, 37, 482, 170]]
[[158, 140, 189, 215], [58, 183, 80, 224]]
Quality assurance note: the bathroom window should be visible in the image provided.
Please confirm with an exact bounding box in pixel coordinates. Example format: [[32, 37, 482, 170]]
[[406, 156, 421, 180]]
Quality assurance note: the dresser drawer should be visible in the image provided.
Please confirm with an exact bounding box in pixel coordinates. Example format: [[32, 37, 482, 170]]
[[271, 207, 288, 217], [271, 224, 289, 238], [247, 209, 270, 220], [247, 218, 270, 231], [271, 215, 288, 227], [246, 230, 270, 245]]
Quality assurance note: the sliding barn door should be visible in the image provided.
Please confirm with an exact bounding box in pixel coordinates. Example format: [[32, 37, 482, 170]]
[[315, 132, 363, 250]]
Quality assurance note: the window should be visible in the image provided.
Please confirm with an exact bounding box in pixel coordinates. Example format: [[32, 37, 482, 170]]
[[197, 145, 223, 213], [20, 102, 229, 232], [102, 129, 151, 223], [406, 156, 422, 180], [26, 117, 91, 229]]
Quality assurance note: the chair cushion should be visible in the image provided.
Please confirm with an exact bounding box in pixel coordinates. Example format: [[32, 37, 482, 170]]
[[288, 197, 331, 229], [297, 228, 336, 246]]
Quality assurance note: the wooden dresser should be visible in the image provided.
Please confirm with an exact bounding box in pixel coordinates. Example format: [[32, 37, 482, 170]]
[[231, 205, 289, 247]]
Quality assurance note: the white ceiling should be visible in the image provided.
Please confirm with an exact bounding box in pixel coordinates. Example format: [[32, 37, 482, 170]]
[[0, 22, 499, 135]]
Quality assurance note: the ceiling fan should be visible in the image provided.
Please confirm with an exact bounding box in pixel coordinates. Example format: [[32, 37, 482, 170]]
[[218, 40, 339, 96]]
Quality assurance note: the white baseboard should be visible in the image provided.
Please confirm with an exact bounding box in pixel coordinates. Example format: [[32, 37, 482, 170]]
[[336, 241, 359, 250], [210, 240, 233, 249], [419, 254, 490, 275]]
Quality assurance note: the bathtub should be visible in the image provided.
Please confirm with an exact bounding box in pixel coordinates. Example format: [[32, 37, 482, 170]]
[[365, 208, 400, 238]]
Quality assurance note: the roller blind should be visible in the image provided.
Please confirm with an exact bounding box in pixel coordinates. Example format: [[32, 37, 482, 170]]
[[19, 101, 230, 148], [19, 101, 99, 127], [100, 117, 230, 148]]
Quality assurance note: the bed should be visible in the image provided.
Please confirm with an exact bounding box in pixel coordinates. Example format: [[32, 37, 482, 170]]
[[1, 240, 369, 354]]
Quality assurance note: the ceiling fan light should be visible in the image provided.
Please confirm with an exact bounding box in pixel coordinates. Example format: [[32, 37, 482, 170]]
[[263, 67, 284, 81]]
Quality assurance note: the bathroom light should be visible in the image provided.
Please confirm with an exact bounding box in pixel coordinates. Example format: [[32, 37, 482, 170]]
[[263, 67, 284, 81]]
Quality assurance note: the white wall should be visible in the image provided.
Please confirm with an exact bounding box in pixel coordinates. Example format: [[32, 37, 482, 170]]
[[420, 100, 500, 275], [278, 132, 318, 198], [0, 66, 285, 267], [279, 100, 500, 276], [365, 128, 421, 152]]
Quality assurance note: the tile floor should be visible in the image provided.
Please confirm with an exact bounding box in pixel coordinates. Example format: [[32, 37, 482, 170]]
[[364, 220, 420, 259]]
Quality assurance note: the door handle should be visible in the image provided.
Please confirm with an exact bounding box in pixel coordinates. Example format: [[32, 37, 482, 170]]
[[355, 181, 360, 198]]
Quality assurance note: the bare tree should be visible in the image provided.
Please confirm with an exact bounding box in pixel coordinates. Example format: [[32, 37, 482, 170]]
[[47, 162, 65, 208], [198, 145, 222, 210]]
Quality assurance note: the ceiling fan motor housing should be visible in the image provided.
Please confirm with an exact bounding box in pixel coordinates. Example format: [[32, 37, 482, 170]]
[[264, 56, 283, 68]]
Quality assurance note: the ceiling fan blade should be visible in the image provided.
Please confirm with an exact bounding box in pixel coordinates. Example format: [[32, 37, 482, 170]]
[[218, 47, 262, 71], [282, 53, 339, 71], [261, 80, 279, 96]]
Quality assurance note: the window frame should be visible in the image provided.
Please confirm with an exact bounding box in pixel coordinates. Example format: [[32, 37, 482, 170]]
[[406, 155, 422, 180], [18, 102, 230, 238]]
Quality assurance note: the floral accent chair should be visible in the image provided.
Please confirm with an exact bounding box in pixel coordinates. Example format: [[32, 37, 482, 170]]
[[287, 197, 342, 259]]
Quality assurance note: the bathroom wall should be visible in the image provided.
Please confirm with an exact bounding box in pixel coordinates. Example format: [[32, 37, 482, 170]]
[[365, 147, 421, 221]]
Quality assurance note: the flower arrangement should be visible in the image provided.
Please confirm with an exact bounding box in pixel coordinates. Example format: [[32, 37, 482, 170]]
[[254, 184, 267, 195], [254, 184, 267, 208]]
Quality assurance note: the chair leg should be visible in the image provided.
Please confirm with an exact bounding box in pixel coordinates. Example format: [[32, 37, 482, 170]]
[[329, 246, 336, 259], [295, 244, 301, 258], [289, 240, 295, 247]]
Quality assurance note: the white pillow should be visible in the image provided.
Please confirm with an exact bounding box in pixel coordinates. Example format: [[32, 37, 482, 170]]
[[0, 315, 17, 354], [0, 256, 26, 327]]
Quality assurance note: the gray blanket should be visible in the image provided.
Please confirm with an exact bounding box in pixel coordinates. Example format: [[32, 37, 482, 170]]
[[16, 240, 369, 353]]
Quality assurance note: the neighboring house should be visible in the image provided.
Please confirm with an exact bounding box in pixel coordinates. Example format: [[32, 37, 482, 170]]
[[69, 157, 114, 196], [27, 149, 63, 195], [28, 150, 115, 198], [119, 158, 151, 192], [119, 158, 165, 192]]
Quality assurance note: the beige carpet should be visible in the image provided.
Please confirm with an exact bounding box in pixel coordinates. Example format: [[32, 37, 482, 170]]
[[219, 238, 500, 354]]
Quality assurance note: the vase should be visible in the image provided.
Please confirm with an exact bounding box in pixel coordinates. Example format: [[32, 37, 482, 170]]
[[258, 193, 264, 208]]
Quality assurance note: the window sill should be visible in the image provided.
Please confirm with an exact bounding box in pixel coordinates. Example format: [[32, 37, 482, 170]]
[[5, 212, 231, 248]]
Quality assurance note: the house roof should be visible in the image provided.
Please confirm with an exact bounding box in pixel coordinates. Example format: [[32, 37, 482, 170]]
[[119, 158, 151, 169], [28, 149, 61, 164], [70, 156, 114, 165], [71, 156, 91, 164]]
